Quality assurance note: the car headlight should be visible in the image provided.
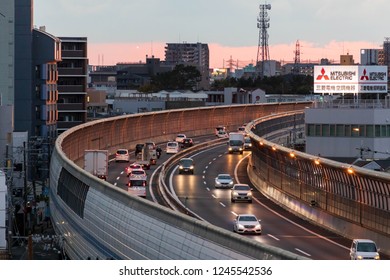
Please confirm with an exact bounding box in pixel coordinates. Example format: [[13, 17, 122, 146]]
[[357, 255, 363, 260], [237, 224, 245, 229], [228, 147, 232, 151], [179, 166, 183, 169], [229, 181, 233, 185], [216, 181, 221, 185], [247, 191, 252, 196], [375, 255, 380, 260], [190, 166, 194, 169], [255, 224, 261, 230], [239, 148, 243, 151], [232, 191, 238, 196]]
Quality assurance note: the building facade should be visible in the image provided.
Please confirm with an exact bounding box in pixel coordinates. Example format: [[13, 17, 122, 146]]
[[57, 37, 88, 134], [165, 42, 210, 90]]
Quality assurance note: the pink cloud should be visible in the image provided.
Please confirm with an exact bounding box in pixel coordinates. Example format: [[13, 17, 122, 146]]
[[88, 41, 381, 69]]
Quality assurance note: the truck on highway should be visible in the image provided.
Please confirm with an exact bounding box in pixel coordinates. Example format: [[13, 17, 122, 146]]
[[84, 150, 108, 180], [227, 132, 244, 154], [136, 143, 157, 169]]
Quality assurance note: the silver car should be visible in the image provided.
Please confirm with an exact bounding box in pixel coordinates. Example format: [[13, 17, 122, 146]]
[[231, 184, 253, 203], [215, 174, 234, 189], [233, 214, 262, 235]]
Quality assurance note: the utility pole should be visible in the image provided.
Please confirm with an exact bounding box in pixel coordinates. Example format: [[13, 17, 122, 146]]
[[23, 141, 28, 236]]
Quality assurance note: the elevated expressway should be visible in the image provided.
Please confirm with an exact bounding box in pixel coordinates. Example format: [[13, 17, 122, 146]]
[[50, 102, 390, 259]]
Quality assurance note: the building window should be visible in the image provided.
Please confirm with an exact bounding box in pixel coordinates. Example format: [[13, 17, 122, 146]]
[[366, 125, 374, 137], [322, 124, 330, 136], [329, 124, 336, 136], [336, 124, 344, 137]]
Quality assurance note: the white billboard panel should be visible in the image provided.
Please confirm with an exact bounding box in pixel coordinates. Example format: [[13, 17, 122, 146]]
[[314, 65, 387, 94]]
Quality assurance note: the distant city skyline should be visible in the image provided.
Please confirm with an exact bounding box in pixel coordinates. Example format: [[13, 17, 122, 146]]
[[34, 0, 388, 68]]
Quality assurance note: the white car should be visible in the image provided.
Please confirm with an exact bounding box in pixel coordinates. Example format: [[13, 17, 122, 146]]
[[175, 134, 187, 143], [350, 239, 380, 260], [126, 163, 142, 176], [244, 137, 252, 150], [128, 168, 147, 180], [215, 174, 234, 188], [233, 214, 262, 235], [115, 149, 130, 162], [231, 184, 253, 203], [166, 141, 180, 154], [216, 130, 228, 138]]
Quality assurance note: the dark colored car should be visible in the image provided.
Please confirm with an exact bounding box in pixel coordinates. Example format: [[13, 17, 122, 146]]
[[178, 158, 194, 174], [135, 143, 144, 156], [181, 138, 194, 148]]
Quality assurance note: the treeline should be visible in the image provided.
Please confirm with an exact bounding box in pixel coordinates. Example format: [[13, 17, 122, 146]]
[[138, 65, 314, 94], [211, 74, 313, 94]]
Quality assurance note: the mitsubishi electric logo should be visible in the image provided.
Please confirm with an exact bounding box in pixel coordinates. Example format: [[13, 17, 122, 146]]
[[360, 68, 386, 81], [316, 68, 329, 80], [360, 69, 369, 80]]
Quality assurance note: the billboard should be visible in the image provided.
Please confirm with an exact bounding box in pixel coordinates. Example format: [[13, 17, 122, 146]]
[[314, 65, 388, 94]]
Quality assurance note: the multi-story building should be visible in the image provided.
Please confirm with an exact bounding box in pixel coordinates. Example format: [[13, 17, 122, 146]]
[[116, 55, 173, 90], [57, 37, 88, 135], [14, 1, 60, 139], [32, 27, 61, 138], [0, 0, 14, 164], [165, 42, 210, 90], [361, 49, 380, 65]]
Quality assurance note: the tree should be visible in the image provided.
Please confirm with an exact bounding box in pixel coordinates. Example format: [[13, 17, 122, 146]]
[[150, 64, 201, 91]]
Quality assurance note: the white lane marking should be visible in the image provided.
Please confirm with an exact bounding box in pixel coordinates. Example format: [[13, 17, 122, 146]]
[[206, 187, 210, 191], [116, 177, 120, 180], [212, 194, 217, 199], [202, 175, 205, 179], [231, 211, 238, 217], [203, 181, 207, 185], [205, 165, 208, 169], [218, 154, 223, 157], [219, 202, 226, 207], [268, 234, 280, 241], [235, 153, 349, 251], [295, 248, 311, 257], [213, 158, 217, 161], [203, 170, 206, 173], [114, 182, 117, 186], [120, 171, 124, 175]]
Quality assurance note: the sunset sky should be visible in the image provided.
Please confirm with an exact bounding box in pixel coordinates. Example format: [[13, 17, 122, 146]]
[[33, 0, 388, 69]]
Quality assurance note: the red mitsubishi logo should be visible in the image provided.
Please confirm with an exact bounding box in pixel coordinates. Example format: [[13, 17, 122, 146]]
[[316, 68, 329, 80], [360, 69, 369, 80]]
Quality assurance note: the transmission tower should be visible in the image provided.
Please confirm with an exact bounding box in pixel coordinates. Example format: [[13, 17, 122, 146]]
[[256, 3, 271, 78], [293, 40, 301, 74]]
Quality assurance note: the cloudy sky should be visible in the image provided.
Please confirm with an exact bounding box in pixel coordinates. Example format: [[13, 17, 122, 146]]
[[34, 0, 388, 68]]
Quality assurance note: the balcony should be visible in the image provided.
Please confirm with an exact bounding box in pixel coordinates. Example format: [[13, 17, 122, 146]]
[[58, 67, 85, 76], [57, 85, 85, 93], [57, 121, 84, 129], [57, 103, 85, 111], [61, 50, 86, 58]]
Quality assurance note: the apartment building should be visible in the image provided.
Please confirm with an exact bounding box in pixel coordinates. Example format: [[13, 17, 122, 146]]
[[165, 42, 210, 90], [57, 37, 88, 134]]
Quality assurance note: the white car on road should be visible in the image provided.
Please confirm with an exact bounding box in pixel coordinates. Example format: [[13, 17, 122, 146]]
[[233, 214, 262, 235]]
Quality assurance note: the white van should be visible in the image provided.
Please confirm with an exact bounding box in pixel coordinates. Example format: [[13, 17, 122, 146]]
[[166, 141, 180, 154], [350, 239, 380, 260]]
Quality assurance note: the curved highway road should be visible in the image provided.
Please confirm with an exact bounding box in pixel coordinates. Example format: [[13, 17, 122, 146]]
[[106, 139, 368, 260], [168, 144, 353, 260]]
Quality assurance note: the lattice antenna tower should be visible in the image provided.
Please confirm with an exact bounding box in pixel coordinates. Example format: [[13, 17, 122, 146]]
[[293, 40, 301, 74], [256, 3, 271, 78]]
